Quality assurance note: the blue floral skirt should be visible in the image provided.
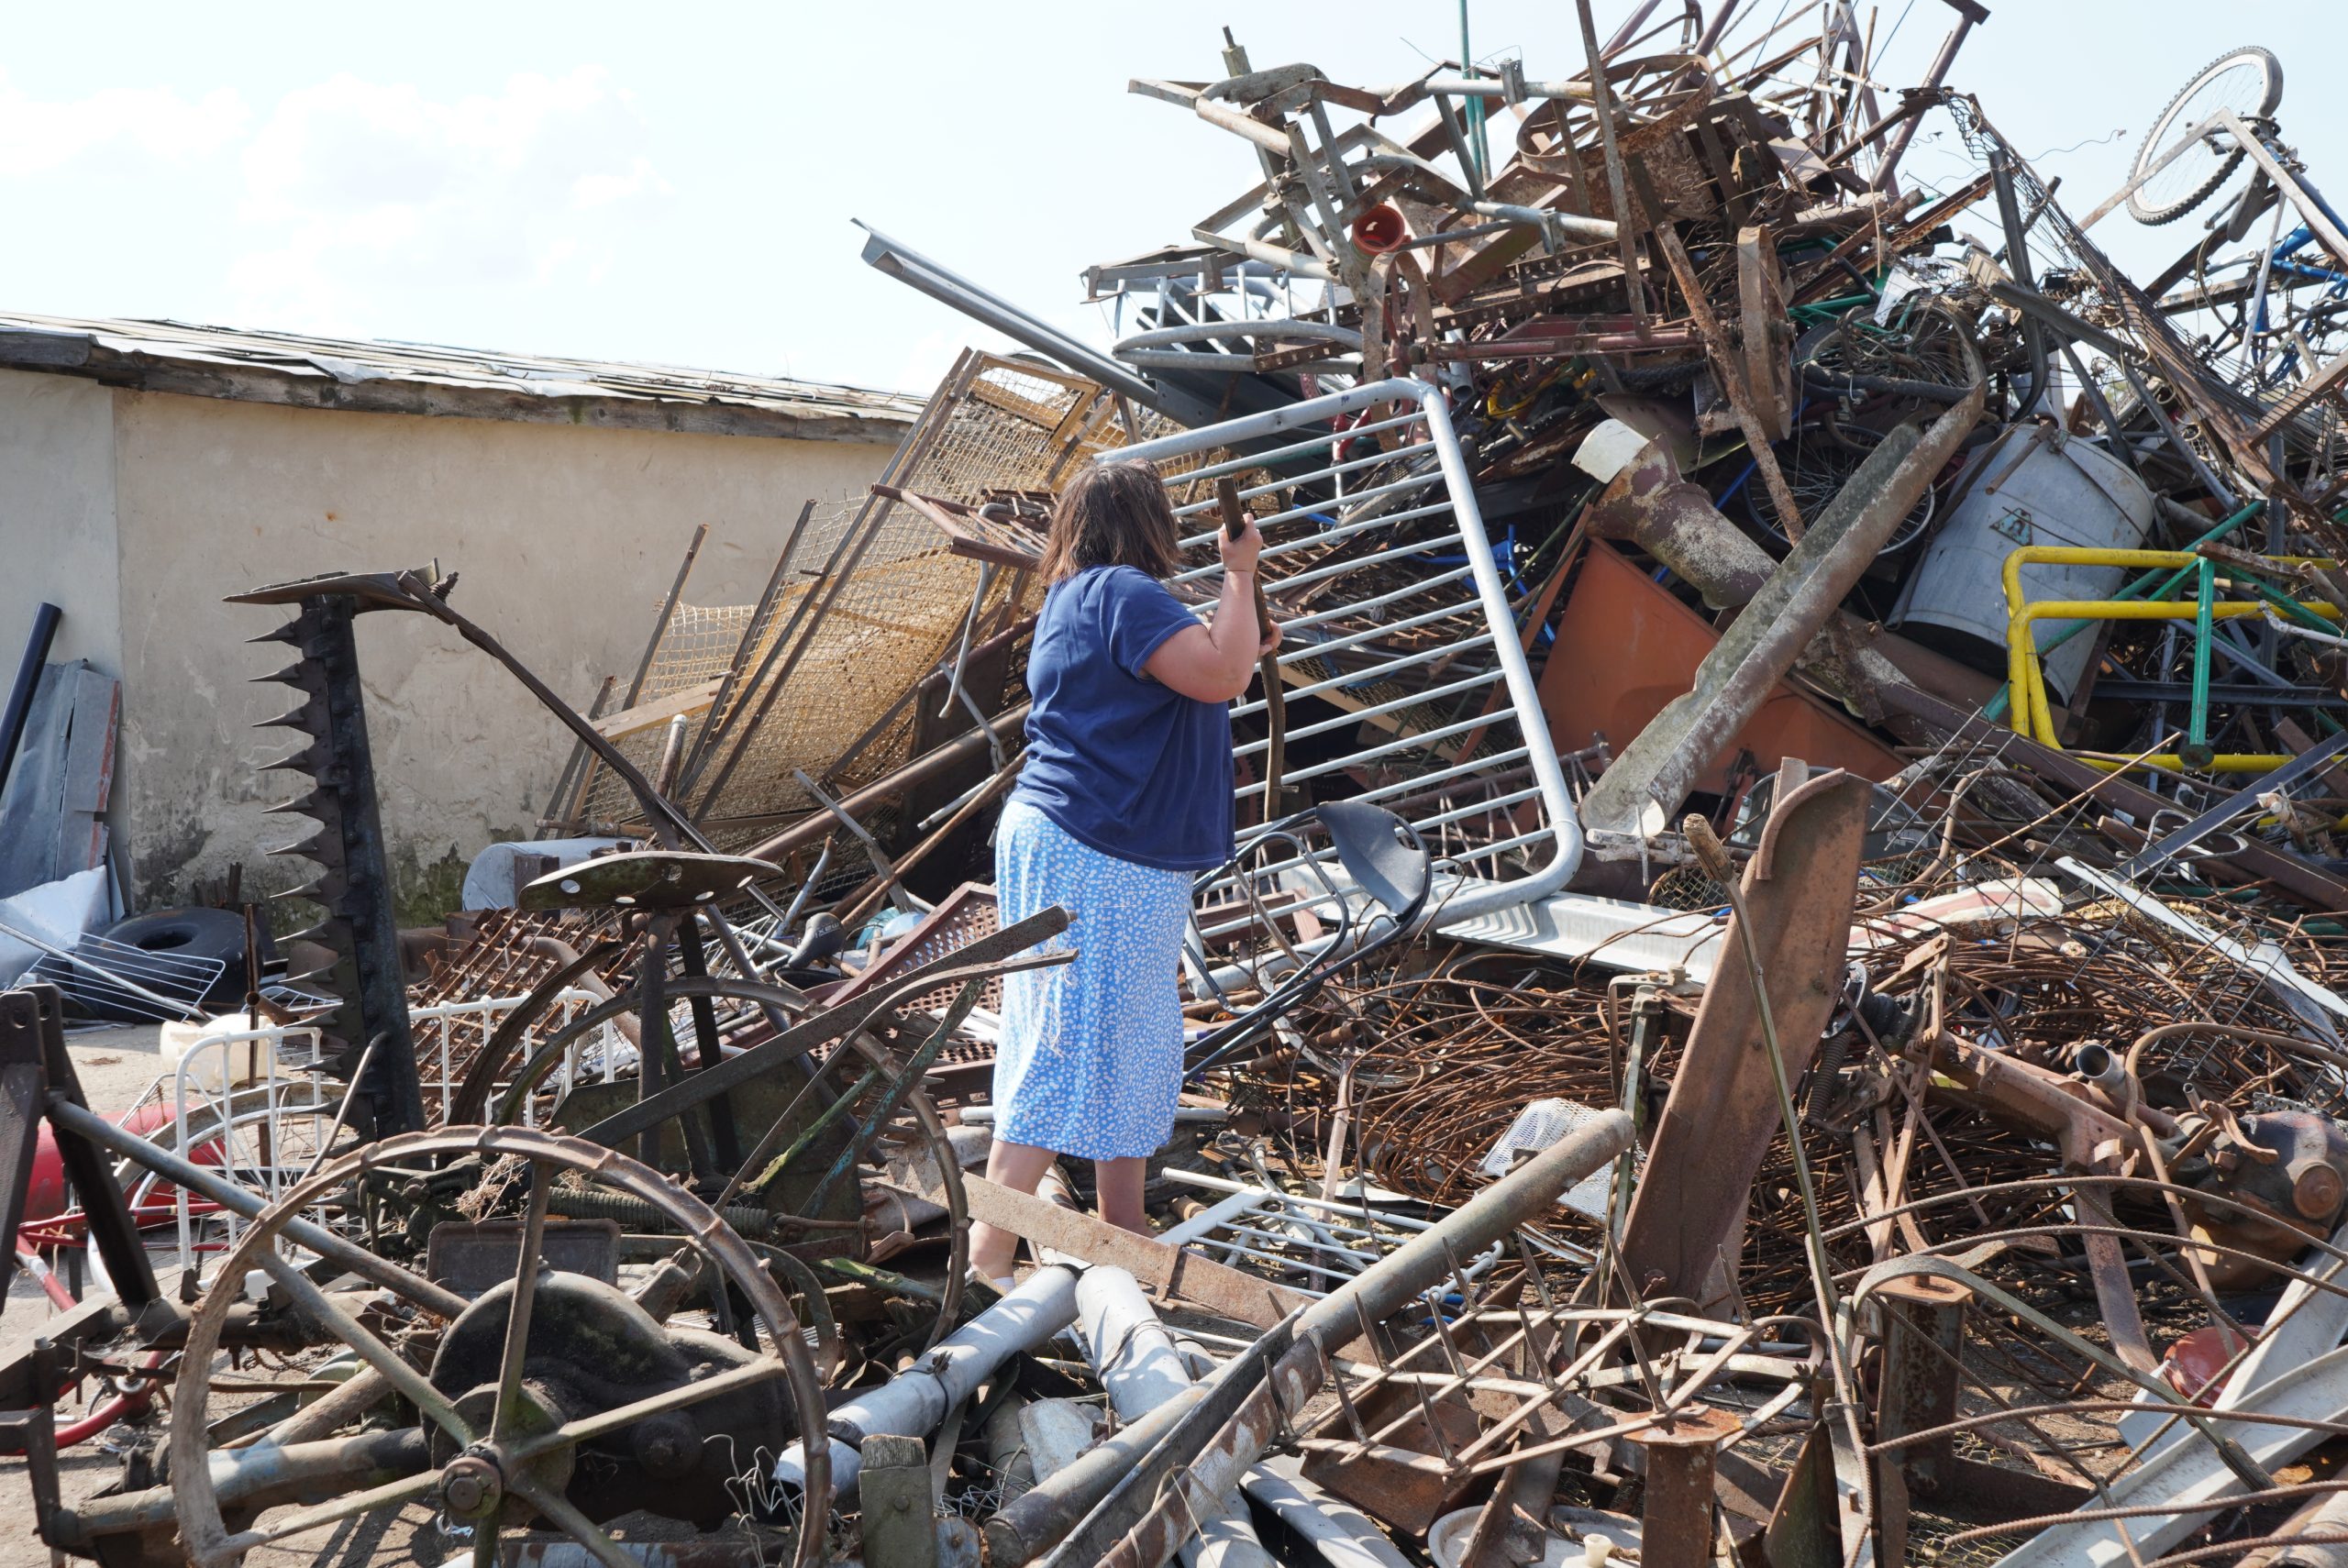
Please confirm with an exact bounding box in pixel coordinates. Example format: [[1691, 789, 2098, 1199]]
[[991, 799, 1193, 1160]]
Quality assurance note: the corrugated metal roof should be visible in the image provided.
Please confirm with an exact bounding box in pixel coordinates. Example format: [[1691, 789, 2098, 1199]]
[[0, 310, 924, 443]]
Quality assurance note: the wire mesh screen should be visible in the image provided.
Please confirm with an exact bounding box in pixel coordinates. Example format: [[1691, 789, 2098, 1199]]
[[557, 349, 1195, 845], [684, 519, 1031, 840]]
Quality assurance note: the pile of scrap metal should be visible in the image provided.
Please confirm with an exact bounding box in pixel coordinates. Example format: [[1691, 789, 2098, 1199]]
[[28, 5, 2348, 1567]]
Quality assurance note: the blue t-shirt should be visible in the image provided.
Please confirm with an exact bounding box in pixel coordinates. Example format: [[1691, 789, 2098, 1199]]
[[1011, 565, 1235, 872]]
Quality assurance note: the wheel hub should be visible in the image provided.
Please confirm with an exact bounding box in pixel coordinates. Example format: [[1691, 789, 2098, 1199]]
[[438, 1453, 504, 1520]]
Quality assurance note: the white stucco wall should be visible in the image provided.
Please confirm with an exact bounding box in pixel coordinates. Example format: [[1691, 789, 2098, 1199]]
[[94, 388, 900, 916], [0, 369, 119, 674]]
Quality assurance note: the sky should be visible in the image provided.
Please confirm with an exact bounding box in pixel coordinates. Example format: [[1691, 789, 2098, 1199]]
[[0, 3, 2339, 398]]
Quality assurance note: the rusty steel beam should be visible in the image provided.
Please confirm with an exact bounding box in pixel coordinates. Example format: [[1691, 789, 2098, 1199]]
[[1873, 1275, 1969, 1496], [1627, 1406, 1740, 1568], [1578, 380, 1983, 838], [1618, 765, 1871, 1307]]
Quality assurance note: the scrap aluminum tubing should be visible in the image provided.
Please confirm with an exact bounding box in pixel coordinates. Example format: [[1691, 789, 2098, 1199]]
[[772, 1265, 1082, 1496], [772, 1199, 1244, 1496], [1078, 1265, 1276, 1568], [1030, 1108, 1636, 1568]]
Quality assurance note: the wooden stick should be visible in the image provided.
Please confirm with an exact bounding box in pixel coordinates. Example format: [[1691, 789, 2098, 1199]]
[[1217, 478, 1288, 818]]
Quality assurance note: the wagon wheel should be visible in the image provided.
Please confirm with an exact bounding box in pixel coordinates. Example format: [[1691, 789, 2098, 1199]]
[[170, 1125, 832, 1568], [484, 974, 975, 1345]]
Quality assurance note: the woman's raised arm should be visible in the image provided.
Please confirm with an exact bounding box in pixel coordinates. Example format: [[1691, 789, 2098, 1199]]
[[1145, 519, 1281, 703]]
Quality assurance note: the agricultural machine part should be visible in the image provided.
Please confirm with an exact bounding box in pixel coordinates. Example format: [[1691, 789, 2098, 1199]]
[[159, 1126, 832, 1568], [234, 582, 423, 1136]]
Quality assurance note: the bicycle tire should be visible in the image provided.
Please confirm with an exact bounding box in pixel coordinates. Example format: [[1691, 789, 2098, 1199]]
[[2128, 46, 2283, 227]]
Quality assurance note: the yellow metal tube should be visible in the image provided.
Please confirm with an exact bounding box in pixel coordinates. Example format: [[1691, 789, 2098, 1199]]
[[1998, 546, 2341, 619], [2002, 599, 2341, 753]]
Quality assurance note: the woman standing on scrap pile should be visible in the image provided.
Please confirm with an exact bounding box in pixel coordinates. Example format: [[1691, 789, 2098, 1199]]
[[967, 461, 1279, 1287]]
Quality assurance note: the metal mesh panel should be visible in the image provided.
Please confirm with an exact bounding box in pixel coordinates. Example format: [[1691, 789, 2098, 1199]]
[[560, 349, 1195, 844], [1113, 381, 1576, 934], [684, 521, 1031, 841]]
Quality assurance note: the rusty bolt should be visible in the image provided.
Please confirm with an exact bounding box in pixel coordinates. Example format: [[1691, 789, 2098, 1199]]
[[439, 1455, 503, 1519], [2291, 1157, 2346, 1220]]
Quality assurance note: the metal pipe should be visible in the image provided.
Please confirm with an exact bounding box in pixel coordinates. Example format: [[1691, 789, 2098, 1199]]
[[773, 1265, 1080, 1496], [1989, 147, 2054, 413], [1079, 1266, 1275, 1568], [1470, 200, 1618, 245], [858, 223, 1180, 414], [0, 602, 61, 808], [50, 1428, 427, 1542], [990, 1387, 1209, 1565], [777, 1198, 1247, 1500], [1034, 1110, 1635, 1568], [1870, 3, 1981, 194]]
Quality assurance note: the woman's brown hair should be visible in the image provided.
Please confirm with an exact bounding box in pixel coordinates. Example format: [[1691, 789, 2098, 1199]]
[[1039, 460, 1185, 583]]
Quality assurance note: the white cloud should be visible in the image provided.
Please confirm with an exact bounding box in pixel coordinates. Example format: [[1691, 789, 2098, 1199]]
[[0, 70, 249, 177], [227, 67, 671, 331]]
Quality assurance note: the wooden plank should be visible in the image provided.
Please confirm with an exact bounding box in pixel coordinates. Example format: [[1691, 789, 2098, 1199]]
[[879, 1169, 1312, 1330], [589, 676, 723, 741]]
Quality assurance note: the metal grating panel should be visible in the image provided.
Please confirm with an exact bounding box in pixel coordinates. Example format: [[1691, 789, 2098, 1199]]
[[1111, 379, 1584, 939]]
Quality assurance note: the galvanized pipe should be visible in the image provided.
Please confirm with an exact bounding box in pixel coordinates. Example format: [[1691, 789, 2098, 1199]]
[[1078, 1266, 1275, 1568], [773, 1264, 1081, 1496], [1032, 1109, 1634, 1568]]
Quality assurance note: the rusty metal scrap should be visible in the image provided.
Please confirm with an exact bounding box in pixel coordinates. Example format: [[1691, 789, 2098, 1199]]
[[39, 9, 2348, 1568]]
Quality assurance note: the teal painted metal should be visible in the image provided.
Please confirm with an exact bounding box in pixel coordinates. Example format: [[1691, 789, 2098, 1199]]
[[1981, 500, 2267, 722], [2189, 557, 2217, 760]]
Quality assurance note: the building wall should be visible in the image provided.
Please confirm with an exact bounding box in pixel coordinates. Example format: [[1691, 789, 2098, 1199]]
[[97, 388, 898, 918], [0, 370, 119, 673]]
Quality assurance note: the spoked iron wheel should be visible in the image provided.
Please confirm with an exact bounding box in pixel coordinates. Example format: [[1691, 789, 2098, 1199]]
[[169, 1126, 832, 1568]]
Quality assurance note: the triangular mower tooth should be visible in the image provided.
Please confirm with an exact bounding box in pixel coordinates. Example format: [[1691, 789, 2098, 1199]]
[[267, 832, 333, 860], [263, 792, 323, 817], [248, 623, 305, 646], [260, 749, 325, 775], [258, 707, 323, 732], [249, 663, 313, 688]]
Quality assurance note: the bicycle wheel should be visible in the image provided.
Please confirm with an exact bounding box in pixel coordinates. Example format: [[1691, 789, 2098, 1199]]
[[2128, 46, 2283, 226]]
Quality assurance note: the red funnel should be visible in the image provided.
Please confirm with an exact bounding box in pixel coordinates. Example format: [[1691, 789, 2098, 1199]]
[[1350, 204, 1409, 256]]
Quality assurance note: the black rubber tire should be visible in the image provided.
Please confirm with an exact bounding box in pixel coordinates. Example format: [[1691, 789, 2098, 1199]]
[[88, 908, 268, 1008], [2128, 47, 2283, 226]]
